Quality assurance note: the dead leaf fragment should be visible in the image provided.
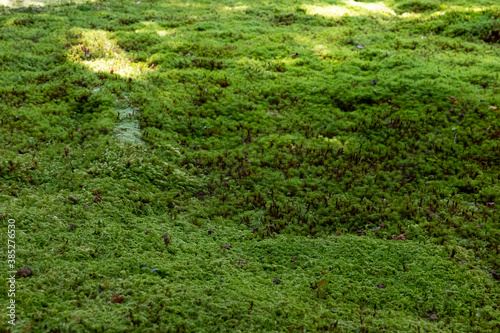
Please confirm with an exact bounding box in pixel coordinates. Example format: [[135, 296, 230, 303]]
[[16, 267, 32, 278], [238, 259, 247, 265], [429, 314, 439, 321], [291, 256, 297, 263], [377, 284, 386, 289], [110, 294, 124, 303], [271, 278, 281, 284], [220, 245, 232, 249], [489, 106, 498, 110], [393, 233, 407, 241], [208, 229, 214, 234], [68, 196, 78, 203]]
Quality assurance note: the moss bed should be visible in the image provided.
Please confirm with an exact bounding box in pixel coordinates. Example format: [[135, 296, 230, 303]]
[[1, 0, 500, 331]]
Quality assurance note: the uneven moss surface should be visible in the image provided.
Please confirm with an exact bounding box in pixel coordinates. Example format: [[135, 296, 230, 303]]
[[0, 0, 499, 331]]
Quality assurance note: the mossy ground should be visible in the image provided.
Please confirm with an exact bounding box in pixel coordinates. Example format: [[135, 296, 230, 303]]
[[0, 0, 499, 331]]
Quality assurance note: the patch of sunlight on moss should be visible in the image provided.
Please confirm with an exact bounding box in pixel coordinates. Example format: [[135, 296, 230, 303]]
[[136, 21, 177, 37], [446, 5, 497, 12], [82, 58, 151, 78], [114, 107, 143, 145], [344, 0, 396, 15], [68, 29, 153, 78], [0, 0, 93, 7], [401, 12, 423, 18], [313, 44, 329, 57], [156, 29, 177, 37], [405, 5, 496, 19], [323, 136, 344, 147], [303, 1, 395, 18], [221, 5, 248, 11], [303, 4, 351, 17]]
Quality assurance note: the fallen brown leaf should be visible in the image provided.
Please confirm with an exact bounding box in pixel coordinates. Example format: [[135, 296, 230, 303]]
[[393, 233, 406, 241], [16, 267, 32, 278], [110, 294, 123, 303]]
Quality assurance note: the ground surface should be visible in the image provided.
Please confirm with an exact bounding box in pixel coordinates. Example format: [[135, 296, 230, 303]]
[[0, 0, 500, 331]]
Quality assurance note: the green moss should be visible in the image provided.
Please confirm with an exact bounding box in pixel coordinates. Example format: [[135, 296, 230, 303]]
[[1, 0, 500, 331]]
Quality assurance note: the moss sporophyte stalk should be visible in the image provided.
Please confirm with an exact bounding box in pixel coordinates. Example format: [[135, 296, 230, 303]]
[[0, 0, 499, 331]]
